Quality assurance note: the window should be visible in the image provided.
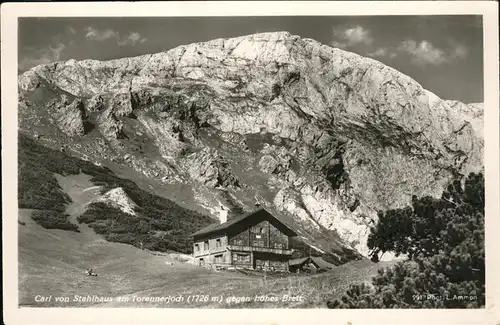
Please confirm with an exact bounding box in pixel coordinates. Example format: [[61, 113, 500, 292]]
[[204, 241, 209, 250], [195, 244, 200, 251], [256, 259, 270, 270], [199, 258, 204, 266], [216, 239, 221, 248], [251, 226, 263, 233], [252, 240, 264, 247], [233, 239, 244, 246]]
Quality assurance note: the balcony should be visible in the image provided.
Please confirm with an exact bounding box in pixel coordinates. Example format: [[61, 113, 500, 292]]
[[193, 246, 226, 257], [227, 245, 293, 255]]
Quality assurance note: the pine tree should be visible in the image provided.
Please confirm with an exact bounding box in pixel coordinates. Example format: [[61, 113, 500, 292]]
[[328, 172, 485, 308]]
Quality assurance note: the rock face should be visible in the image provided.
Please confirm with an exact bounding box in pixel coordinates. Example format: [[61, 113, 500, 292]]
[[18, 32, 483, 258], [95, 187, 138, 216], [184, 148, 240, 189], [47, 95, 88, 136], [98, 108, 125, 139]]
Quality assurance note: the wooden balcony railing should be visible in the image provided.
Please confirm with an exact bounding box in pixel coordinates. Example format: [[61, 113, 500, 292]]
[[227, 245, 293, 255], [193, 246, 226, 257]]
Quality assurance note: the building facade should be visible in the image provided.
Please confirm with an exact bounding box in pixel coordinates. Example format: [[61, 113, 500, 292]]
[[192, 209, 297, 272]]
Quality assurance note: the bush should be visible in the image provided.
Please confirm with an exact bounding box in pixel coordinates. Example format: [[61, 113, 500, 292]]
[[77, 169, 214, 254], [19, 134, 214, 253], [30, 210, 80, 232], [328, 172, 485, 308], [18, 162, 71, 212], [77, 201, 204, 253]]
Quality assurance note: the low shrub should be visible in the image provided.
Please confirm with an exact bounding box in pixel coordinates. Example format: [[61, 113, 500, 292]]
[[19, 133, 213, 253], [77, 201, 204, 253], [328, 173, 485, 308], [30, 210, 80, 232]]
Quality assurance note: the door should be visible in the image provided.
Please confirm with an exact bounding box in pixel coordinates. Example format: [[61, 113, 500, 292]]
[[254, 252, 271, 270], [214, 254, 223, 265]]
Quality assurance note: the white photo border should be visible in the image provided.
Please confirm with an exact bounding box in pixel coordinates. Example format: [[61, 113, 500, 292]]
[[2, 2, 499, 325]]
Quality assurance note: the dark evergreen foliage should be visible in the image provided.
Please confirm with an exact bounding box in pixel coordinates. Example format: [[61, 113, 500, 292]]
[[19, 134, 213, 253], [328, 172, 485, 308], [31, 210, 80, 232]]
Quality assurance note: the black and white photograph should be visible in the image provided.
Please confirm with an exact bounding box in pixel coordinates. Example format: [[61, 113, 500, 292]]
[[2, 2, 499, 325]]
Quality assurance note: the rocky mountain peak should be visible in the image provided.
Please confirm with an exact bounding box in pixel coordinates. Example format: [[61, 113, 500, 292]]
[[18, 32, 483, 258]]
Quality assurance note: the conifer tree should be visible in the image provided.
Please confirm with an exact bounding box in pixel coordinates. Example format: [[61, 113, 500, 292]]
[[328, 172, 485, 308]]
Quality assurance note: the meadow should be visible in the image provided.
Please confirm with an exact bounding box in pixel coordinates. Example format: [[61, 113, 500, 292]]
[[20, 205, 389, 308], [18, 135, 392, 308]]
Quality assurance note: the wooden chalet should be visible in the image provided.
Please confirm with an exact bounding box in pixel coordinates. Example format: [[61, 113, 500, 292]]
[[192, 208, 297, 272], [288, 256, 335, 274]]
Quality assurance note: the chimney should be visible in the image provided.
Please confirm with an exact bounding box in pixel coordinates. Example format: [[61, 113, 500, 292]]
[[219, 205, 228, 224]]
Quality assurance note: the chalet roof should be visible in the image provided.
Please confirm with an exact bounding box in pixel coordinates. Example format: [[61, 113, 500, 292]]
[[310, 256, 336, 269], [192, 208, 297, 238], [288, 257, 310, 266], [289, 256, 335, 269]]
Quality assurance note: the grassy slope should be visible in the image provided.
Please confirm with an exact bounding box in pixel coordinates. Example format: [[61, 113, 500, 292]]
[[20, 206, 391, 308], [18, 135, 394, 308], [19, 172, 393, 308], [101, 259, 393, 308], [18, 134, 213, 253], [18, 172, 217, 307], [19, 207, 212, 307]]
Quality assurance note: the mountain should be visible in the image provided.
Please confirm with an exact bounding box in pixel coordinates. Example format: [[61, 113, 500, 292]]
[[18, 31, 483, 260], [95, 187, 139, 216]]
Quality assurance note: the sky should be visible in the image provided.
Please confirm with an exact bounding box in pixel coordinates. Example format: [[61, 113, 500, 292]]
[[18, 16, 483, 103]]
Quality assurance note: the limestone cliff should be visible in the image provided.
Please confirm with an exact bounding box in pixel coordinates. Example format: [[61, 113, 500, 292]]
[[95, 187, 139, 216], [18, 32, 483, 259]]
